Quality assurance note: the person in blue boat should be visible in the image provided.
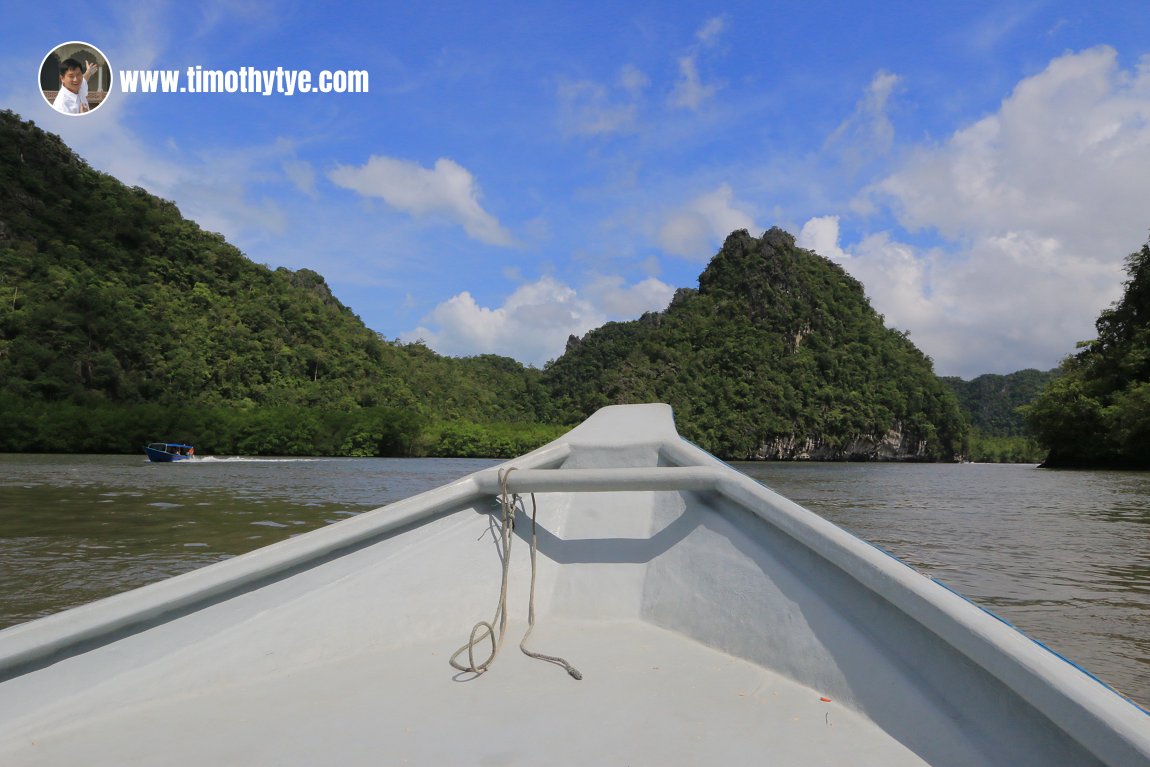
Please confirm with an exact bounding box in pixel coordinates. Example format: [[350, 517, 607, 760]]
[[144, 443, 195, 461]]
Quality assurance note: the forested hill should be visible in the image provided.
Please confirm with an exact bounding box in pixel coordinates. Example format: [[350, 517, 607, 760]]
[[942, 370, 1056, 435], [940, 370, 1055, 463], [0, 111, 969, 461], [542, 229, 967, 461], [0, 110, 551, 454]]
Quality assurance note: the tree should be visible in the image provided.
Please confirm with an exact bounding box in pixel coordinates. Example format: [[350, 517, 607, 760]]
[[1024, 238, 1150, 468]]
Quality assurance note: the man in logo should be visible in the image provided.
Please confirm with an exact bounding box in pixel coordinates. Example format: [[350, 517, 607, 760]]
[[53, 58, 99, 114]]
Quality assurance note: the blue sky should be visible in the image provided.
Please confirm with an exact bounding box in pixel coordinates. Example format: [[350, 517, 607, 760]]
[[6, 1, 1150, 377]]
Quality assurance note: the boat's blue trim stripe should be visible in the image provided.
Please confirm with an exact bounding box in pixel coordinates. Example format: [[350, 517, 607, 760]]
[[685, 433, 1148, 718], [928, 575, 1149, 715]]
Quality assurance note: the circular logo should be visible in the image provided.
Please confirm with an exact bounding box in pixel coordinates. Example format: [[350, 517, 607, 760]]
[[40, 41, 113, 116]]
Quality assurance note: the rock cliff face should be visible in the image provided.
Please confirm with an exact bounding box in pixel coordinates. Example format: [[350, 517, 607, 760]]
[[753, 422, 931, 461]]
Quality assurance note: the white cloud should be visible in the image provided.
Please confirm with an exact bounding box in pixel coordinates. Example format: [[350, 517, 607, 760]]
[[561, 16, 722, 129], [797, 216, 850, 262], [558, 78, 640, 137], [21, 100, 295, 243], [583, 274, 675, 317], [848, 232, 941, 331], [618, 64, 651, 96], [557, 65, 650, 137], [282, 159, 317, 197], [811, 46, 1150, 377], [668, 16, 725, 110], [404, 274, 674, 366], [800, 219, 1126, 377], [668, 57, 718, 111], [867, 47, 1150, 256], [695, 16, 727, 46], [868, 231, 1115, 376], [826, 70, 902, 163], [328, 155, 514, 246], [800, 220, 938, 332], [658, 184, 757, 260], [961, 4, 1040, 53]]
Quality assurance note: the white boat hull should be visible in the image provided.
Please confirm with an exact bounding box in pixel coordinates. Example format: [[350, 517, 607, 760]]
[[0, 404, 1146, 765]]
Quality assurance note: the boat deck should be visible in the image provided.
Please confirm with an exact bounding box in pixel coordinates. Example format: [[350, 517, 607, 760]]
[[1, 619, 926, 765], [4, 404, 1146, 765]]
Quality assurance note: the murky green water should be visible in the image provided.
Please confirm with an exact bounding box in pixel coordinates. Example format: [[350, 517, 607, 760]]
[[0, 454, 497, 627], [739, 461, 1150, 707], [1, 454, 1147, 706]]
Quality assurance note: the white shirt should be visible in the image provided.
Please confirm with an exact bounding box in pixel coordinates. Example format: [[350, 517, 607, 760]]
[[52, 79, 89, 114]]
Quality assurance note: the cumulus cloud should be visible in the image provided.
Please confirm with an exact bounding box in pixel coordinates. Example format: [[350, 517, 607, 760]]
[[850, 230, 1117, 376], [328, 155, 514, 246], [797, 215, 851, 262], [404, 274, 674, 366], [803, 220, 1124, 374], [843, 232, 942, 331], [658, 184, 757, 259], [805, 46, 1150, 377], [866, 47, 1150, 256], [583, 274, 676, 317], [800, 218, 940, 346]]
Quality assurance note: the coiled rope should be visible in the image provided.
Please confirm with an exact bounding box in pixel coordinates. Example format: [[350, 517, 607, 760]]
[[450, 467, 582, 680]]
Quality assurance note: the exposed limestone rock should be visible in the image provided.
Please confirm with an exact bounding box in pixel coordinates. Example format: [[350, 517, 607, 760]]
[[754, 422, 931, 462]]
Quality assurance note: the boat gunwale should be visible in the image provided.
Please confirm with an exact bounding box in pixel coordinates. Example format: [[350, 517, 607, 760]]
[[0, 445, 573, 678], [654, 439, 1150, 765], [1, 405, 1147, 764]]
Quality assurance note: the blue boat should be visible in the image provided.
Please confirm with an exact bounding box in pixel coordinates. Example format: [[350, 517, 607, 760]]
[[144, 442, 195, 462]]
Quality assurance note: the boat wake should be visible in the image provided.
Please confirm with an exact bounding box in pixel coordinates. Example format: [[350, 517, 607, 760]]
[[185, 456, 326, 464]]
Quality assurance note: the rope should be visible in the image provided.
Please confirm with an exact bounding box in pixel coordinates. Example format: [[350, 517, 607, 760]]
[[519, 487, 583, 679], [448, 467, 514, 676], [450, 467, 582, 680]]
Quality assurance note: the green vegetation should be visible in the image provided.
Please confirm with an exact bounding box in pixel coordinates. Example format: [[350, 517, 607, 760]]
[[424, 421, 568, 459], [542, 229, 966, 461], [941, 370, 1055, 463], [1023, 238, 1150, 468], [963, 431, 1045, 464], [0, 394, 566, 459], [0, 110, 551, 456], [11, 109, 1100, 464]]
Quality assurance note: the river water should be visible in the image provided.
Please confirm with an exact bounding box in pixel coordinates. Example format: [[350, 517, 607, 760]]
[[1, 454, 1147, 706]]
